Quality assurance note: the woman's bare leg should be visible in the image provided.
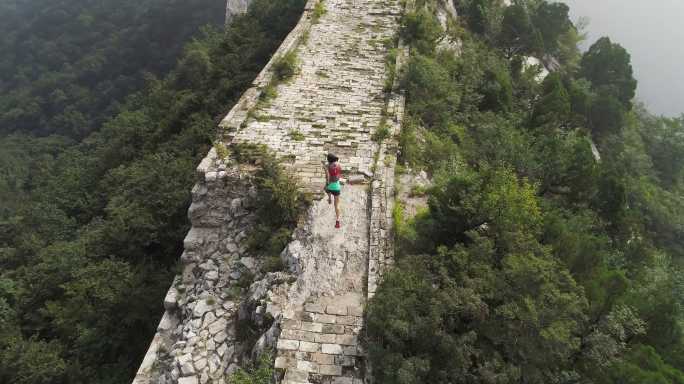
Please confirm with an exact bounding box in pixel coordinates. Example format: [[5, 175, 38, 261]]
[[326, 190, 332, 204], [334, 195, 340, 221]]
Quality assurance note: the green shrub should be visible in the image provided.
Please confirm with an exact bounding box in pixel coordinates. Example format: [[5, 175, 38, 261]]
[[384, 48, 398, 93], [289, 130, 305, 141], [409, 184, 427, 197], [228, 353, 274, 384], [237, 270, 255, 289], [372, 122, 391, 143], [273, 50, 298, 81], [262, 256, 285, 273], [400, 8, 443, 54], [312, 1, 326, 23], [259, 82, 278, 102], [233, 144, 306, 259], [214, 141, 230, 160]]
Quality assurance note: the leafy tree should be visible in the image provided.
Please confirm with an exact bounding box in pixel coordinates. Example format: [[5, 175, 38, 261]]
[[531, 1, 572, 55], [589, 92, 627, 139], [480, 65, 513, 112], [606, 345, 684, 384], [498, 4, 541, 57], [531, 73, 572, 127], [404, 54, 460, 129], [580, 37, 638, 108], [368, 168, 588, 383], [0, 0, 227, 138], [461, 0, 504, 37], [400, 8, 444, 54], [637, 111, 684, 188], [371, 2, 684, 382]]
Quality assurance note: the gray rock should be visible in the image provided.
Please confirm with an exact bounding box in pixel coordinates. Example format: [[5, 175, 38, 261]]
[[205, 172, 217, 182], [178, 377, 198, 384], [163, 287, 179, 310], [214, 330, 228, 343], [178, 353, 192, 366], [205, 270, 219, 281], [180, 360, 195, 376], [158, 312, 178, 332], [193, 299, 214, 318], [224, 240, 238, 253], [194, 357, 208, 371], [239, 257, 257, 271], [202, 312, 216, 328], [208, 318, 227, 335]]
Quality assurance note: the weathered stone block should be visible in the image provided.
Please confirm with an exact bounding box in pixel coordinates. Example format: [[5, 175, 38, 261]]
[[275, 356, 292, 369], [284, 369, 309, 382], [281, 329, 315, 342], [305, 303, 325, 313], [297, 360, 318, 373], [277, 339, 300, 351], [336, 316, 356, 325], [335, 334, 357, 346], [314, 333, 336, 343], [318, 364, 343, 376], [311, 352, 335, 365], [322, 324, 345, 334], [321, 344, 343, 355], [325, 304, 347, 316], [282, 319, 302, 330], [342, 345, 360, 356], [299, 341, 320, 352], [313, 314, 336, 324], [301, 321, 323, 333]]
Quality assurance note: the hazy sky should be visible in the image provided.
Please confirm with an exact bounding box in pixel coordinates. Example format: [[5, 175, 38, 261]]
[[562, 0, 684, 116]]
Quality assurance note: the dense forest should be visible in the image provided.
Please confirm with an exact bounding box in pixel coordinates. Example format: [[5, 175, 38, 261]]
[[0, 0, 306, 382], [367, 0, 684, 383]]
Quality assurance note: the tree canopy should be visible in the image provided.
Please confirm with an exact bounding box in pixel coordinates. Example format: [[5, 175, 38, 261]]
[[368, 1, 684, 383], [0, 0, 306, 382]]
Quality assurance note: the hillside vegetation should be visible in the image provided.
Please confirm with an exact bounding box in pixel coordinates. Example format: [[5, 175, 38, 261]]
[[0, 0, 306, 382], [367, 0, 684, 383]]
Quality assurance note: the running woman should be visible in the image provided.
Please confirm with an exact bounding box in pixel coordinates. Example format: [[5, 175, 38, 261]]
[[324, 153, 342, 228]]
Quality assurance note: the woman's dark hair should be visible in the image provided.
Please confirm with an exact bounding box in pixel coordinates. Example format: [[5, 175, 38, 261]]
[[327, 153, 339, 163]]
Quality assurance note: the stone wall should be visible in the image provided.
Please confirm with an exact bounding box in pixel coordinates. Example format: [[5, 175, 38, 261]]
[[133, 0, 407, 383], [132, 161, 267, 384], [225, 0, 252, 24]]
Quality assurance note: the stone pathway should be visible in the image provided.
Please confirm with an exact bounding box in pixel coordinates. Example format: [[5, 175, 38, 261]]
[[227, 0, 403, 381], [231, 0, 402, 194], [274, 185, 369, 383]]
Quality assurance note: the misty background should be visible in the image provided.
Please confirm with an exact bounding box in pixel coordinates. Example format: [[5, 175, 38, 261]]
[[563, 0, 684, 117]]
